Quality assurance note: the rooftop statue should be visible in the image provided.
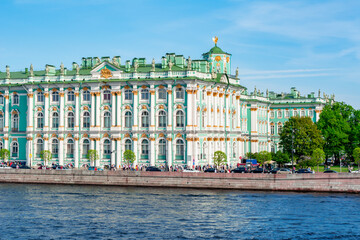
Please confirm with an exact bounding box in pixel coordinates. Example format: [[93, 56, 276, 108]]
[[45, 65, 49, 76], [30, 64, 34, 77], [266, 89, 269, 97], [235, 67, 239, 78], [318, 89, 321, 98], [187, 56, 192, 71], [168, 60, 173, 71], [212, 36, 218, 45], [211, 67, 217, 79], [206, 62, 209, 73], [76, 63, 80, 75], [151, 58, 155, 71], [134, 61, 139, 72], [112, 57, 119, 66], [6, 65, 10, 79], [60, 63, 64, 76]]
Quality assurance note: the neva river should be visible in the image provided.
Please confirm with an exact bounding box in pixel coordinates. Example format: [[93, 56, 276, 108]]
[[0, 184, 359, 240]]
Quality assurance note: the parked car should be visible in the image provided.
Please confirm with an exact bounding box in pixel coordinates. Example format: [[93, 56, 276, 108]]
[[204, 168, 216, 173], [146, 166, 162, 172], [296, 169, 313, 174], [250, 168, 269, 173], [183, 168, 200, 173], [277, 168, 292, 174], [231, 167, 248, 173], [270, 168, 279, 174], [0, 164, 12, 169], [323, 170, 338, 173]]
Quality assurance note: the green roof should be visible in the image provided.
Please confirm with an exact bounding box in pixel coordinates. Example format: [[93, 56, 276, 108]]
[[203, 45, 231, 56]]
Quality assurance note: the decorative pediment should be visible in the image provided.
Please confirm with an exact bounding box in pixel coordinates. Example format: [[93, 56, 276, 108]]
[[90, 62, 122, 79]]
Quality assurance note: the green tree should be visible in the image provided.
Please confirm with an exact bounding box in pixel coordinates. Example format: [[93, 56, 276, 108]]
[[257, 151, 272, 168], [312, 148, 325, 172], [87, 150, 99, 166], [40, 150, 52, 166], [353, 147, 360, 171], [123, 150, 136, 166], [280, 116, 324, 162], [0, 149, 10, 163], [317, 102, 353, 163], [273, 151, 290, 167], [213, 151, 227, 168], [297, 156, 314, 169]]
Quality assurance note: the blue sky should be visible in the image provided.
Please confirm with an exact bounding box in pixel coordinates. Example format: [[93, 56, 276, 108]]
[[1, 0, 359, 108]]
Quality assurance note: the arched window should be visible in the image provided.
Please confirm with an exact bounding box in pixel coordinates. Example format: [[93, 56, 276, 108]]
[[301, 110, 305, 117], [141, 111, 149, 128], [175, 87, 184, 99], [294, 110, 298, 117], [103, 139, 111, 155], [0, 113, 3, 131], [125, 139, 132, 151], [141, 139, 149, 158], [203, 142, 207, 160], [37, 91, 44, 103], [271, 145, 275, 153], [233, 142, 236, 158], [103, 90, 111, 102], [285, 110, 290, 118], [278, 124, 282, 134], [52, 112, 59, 128], [37, 112, 44, 129], [83, 111, 90, 128], [0, 95, 4, 105], [278, 110, 282, 118], [82, 139, 90, 157], [124, 89, 133, 100], [36, 139, 43, 157], [67, 112, 74, 128], [12, 113, 19, 132], [67, 91, 75, 102], [270, 111, 274, 118], [11, 142, 18, 158], [141, 89, 149, 100], [0, 142, 3, 150], [158, 88, 166, 100], [83, 90, 90, 102], [13, 94, 19, 105], [271, 125, 275, 135], [202, 111, 206, 128], [67, 139, 74, 157], [104, 112, 111, 128], [125, 111, 132, 128], [176, 111, 185, 127], [51, 139, 58, 156], [176, 139, 185, 157], [158, 139, 166, 157], [309, 110, 313, 117], [52, 91, 59, 102], [158, 110, 167, 127]]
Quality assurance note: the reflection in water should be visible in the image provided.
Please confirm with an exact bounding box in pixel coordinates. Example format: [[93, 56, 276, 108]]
[[1, 184, 360, 239]]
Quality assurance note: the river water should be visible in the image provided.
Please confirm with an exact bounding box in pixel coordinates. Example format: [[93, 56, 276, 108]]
[[0, 184, 359, 240]]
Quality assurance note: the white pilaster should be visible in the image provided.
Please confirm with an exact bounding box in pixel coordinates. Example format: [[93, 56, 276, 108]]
[[167, 85, 173, 131], [74, 138, 79, 168], [150, 87, 155, 131], [44, 89, 49, 131], [111, 139, 115, 166], [95, 92, 101, 129], [150, 137, 155, 166], [116, 92, 121, 129], [27, 91, 34, 131], [59, 90, 65, 130], [4, 93, 9, 131], [133, 87, 138, 130], [75, 91, 80, 131], [116, 139, 121, 167], [133, 138, 138, 166], [111, 92, 116, 128], [91, 92, 96, 127], [167, 138, 172, 167], [95, 140, 100, 167], [59, 138, 64, 166]]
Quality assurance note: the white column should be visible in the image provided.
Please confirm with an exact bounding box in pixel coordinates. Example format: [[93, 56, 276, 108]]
[[59, 91, 65, 130], [26, 138, 33, 166], [133, 138, 138, 166], [59, 138, 64, 166], [150, 88, 155, 131], [226, 140, 231, 165], [111, 139, 115, 166], [4, 94, 9, 130], [116, 92, 121, 128], [167, 86, 173, 131], [44, 90, 49, 131], [167, 138, 172, 167], [133, 88, 138, 130], [250, 106, 258, 134], [75, 91, 80, 130], [95, 139, 100, 167], [44, 137, 48, 151], [116, 139, 121, 167], [226, 94, 230, 130], [236, 96, 241, 130], [194, 140, 198, 167], [187, 139, 192, 167], [27, 92, 34, 131], [74, 138, 79, 168], [186, 88, 192, 131], [91, 92, 96, 127], [150, 137, 155, 166], [96, 92, 101, 128], [111, 92, 116, 128]]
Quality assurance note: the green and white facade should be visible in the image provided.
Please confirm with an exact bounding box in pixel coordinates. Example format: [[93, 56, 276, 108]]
[[0, 43, 333, 167]]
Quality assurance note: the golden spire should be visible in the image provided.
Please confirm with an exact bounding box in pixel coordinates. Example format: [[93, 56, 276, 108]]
[[212, 36, 218, 45]]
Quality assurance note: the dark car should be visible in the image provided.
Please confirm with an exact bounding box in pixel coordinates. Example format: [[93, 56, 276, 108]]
[[251, 168, 269, 173], [296, 169, 313, 174], [146, 166, 162, 172], [270, 168, 279, 174], [231, 167, 247, 173], [323, 170, 337, 173], [19, 165, 31, 169], [204, 168, 216, 173]]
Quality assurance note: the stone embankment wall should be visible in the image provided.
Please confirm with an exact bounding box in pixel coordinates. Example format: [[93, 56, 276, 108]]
[[0, 169, 359, 193]]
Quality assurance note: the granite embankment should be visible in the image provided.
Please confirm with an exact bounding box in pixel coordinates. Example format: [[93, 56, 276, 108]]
[[0, 169, 359, 193]]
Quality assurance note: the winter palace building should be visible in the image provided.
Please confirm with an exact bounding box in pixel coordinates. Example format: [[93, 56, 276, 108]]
[[0, 39, 334, 167]]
